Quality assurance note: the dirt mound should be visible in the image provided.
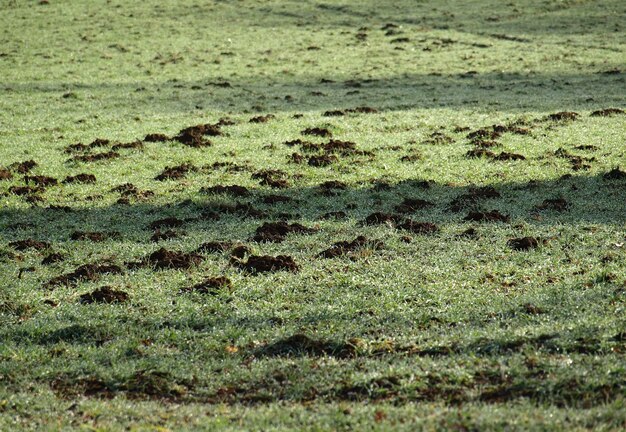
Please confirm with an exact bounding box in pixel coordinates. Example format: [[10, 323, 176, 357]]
[[301, 127, 332, 137], [256, 334, 356, 358], [111, 141, 144, 151], [144, 133, 170, 142], [252, 169, 289, 188], [42, 253, 65, 265], [8, 160, 37, 173], [590, 108, 624, 117], [262, 194, 291, 204], [71, 151, 120, 163], [235, 255, 299, 273], [146, 248, 203, 270], [322, 139, 357, 154], [155, 163, 196, 181], [323, 106, 378, 117], [464, 210, 510, 223], [249, 114, 275, 123], [47, 263, 124, 287], [493, 152, 525, 161], [0, 169, 12, 180], [70, 231, 116, 242], [466, 148, 495, 159], [9, 239, 51, 251], [151, 229, 180, 242], [196, 241, 234, 254], [319, 180, 347, 191], [395, 198, 434, 213], [604, 167, 626, 180], [174, 124, 219, 147], [8, 185, 43, 196], [201, 185, 249, 196], [308, 155, 338, 167], [363, 212, 402, 226], [319, 235, 383, 258], [24, 175, 58, 186], [536, 198, 569, 212], [397, 220, 439, 234], [467, 129, 502, 141], [180, 277, 232, 294], [253, 221, 316, 242], [80, 286, 129, 304], [508, 237, 539, 251], [449, 187, 501, 212], [544, 111, 579, 122], [62, 174, 96, 184]]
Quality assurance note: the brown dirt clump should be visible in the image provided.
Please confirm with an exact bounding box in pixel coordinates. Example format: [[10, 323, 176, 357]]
[[144, 133, 170, 142], [46, 263, 124, 287], [302, 127, 332, 137], [155, 163, 196, 181], [72, 151, 120, 163], [319, 180, 347, 191], [201, 185, 249, 196], [230, 245, 251, 259], [319, 235, 383, 258], [397, 220, 439, 234], [544, 111, 579, 122], [464, 210, 510, 223], [8, 185, 43, 196], [0, 169, 13, 180], [308, 154, 338, 167], [323, 139, 357, 154], [196, 241, 234, 254], [253, 221, 316, 242], [174, 124, 219, 147], [9, 239, 51, 251], [574, 145, 598, 151], [111, 141, 144, 151], [289, 153, 305, 164], [466, 148, 496, 159], [604, 167, 626, 180], [70, 231, 116, 242], [235, 255, 299, 273], [252, 169, 290, 188], [493, 152, 526, 161], [256, 334, 356, 358], [180, 277, 232, 294], [590, 108, 624, 117], [508, 237, 539, 251], [8, 160, 37, 173], [146, 248, 203, 270], [24, 175, 58, 186], [395, 198, 434, 213], [363, 212, 402, 226], [149, 217, 184, 230], [536, 198, 569, 212], [62, 174, 96, 184], [42, 253, 65, 265], [467, 129, 502, 141], [80, 286, 129, 304], [283, 139, 311, 147], [249, 114, 275, 123]]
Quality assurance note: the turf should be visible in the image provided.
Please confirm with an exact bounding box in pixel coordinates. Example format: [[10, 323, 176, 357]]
[[1, 0, 625, 430]]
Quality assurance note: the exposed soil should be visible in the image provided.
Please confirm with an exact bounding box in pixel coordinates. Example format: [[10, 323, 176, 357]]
[[70, 231, 117, 242], [319, 235, 383, 258], [235, 255, 299, 273], [322, 106, 377, 117], [252, 169, 290, 188], [508, 237, 539, 251], [9, 239, 51, 251], [363, 212, 402, 226], [253, 221, 316, 242], [255, 334, 358, 358], [111, 141, 144, 151], [449, 187, 501, 212], [0, 169, 12, 180], [8, 185, 43, 196], [574, 145, 599, 151], [319, 180, 347, 191], [536, 198, 569, 212], [230, 245, 251, 259], [289, 153, 305, 163], [149, 217, 184, 230], [467, 129, 502, 141], [201, 185, 250, 196], [196, 241, 234, 254], [151, 229, 181, 242], [590, 108, 624, 117], [604, 167, 626, 180], [397, 220, 439, 234], [395, 198, 434, 213], [301, 127, 332, 137], [8, 160, 37, 173], [249, 114, 275, 123], [155, 163, 196, 181], [493, 152, 526, 161], [46, 263, 124, 287], [283, 139, 311, 147], [308, 155, 338, 167], [24, 175, 58, 186], [145, 248, 203, 270], [464, 210, 510, 223], [80, 286, 129, 304], [544, 111, 579, 122], [62, 174, 96, 184], [174, 124, 220, 147], [180, 277, 232, 294], [72, 151, 120, 163], [144, 133, 170, 142], [466, 148, 495, 159], [42, 253, 65, 265]]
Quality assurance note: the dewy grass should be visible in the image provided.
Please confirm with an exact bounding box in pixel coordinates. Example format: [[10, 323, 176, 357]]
[[1, 0, 625, 430]]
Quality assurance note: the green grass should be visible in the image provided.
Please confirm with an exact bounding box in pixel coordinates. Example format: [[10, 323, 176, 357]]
[[1, 0, 625, 430]]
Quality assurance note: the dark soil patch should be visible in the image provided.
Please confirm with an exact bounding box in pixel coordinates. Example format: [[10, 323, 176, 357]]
[[397, 220, 439, 234], [111, 141, 144, 151], [289, 153, 305, 163], [80, 286, 129, 304], [174, 124, 220, 147], [322, 139, 357, 154], [508, 237, 539, 251], [203, 202, 266, 219], [363, 212, 402, 226], [283, 139, 311, 147], [144, 133, 170, 142], [262, 194, 291, 204], [472, 140, 500, 148], [395, 198, 434, 213], [8, 185, 42, 196], [8, 160, 37, 173], [493, 152, 526, 161], [253, 221, 316, 243], [9, 239, 51, 251], [230, 245, 251, 259], [146, 248, 203, 270], [308, 154, 338, 167], [302, 127, 332, 137], [319, 235, 383, 258], [322, 106, 377, 117], [423, 131, 454, 145], [604, 167, 626, 180], [180, 277, 232, 294], [536, 198, 569, 212], [574, 145, 599, 151], [252, 170, 290, 188], [319, 180, 347, 191], [554, 148, 593, 171], [590, 108, 624, 117], [467, 129, 502, 141], [46, 263, 124, 287], [235, 255, 299, 273], [544, 111, 579, 122], [458, 228, 479, 239], [62, 174, 96, 184], [449, 187, 501, 212], [196, 241, 233, 254], [249, 114, 275, 123], [155, 163, 196, 181], [70, 231, 116, 242], [42, 253, 65, 265], [0, 169, 12, 180], [255, 334, 356, 358], [149, 217, 184, 230], [151, 229, 181, 242], [464, 210, 510, 223], [466, 149, 495, 159], [24, 175, 57, 187], [72, 151, 120, 163], [201, 185, 250, 196]]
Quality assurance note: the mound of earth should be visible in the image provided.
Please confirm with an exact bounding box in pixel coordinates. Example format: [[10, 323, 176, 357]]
[[80, 286, 129, 304], [235, 255, 299, 273], [253, 222, 316, 242]]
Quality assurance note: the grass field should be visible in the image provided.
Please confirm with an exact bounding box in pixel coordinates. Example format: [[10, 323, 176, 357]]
[[1, 0, 625, 430]]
